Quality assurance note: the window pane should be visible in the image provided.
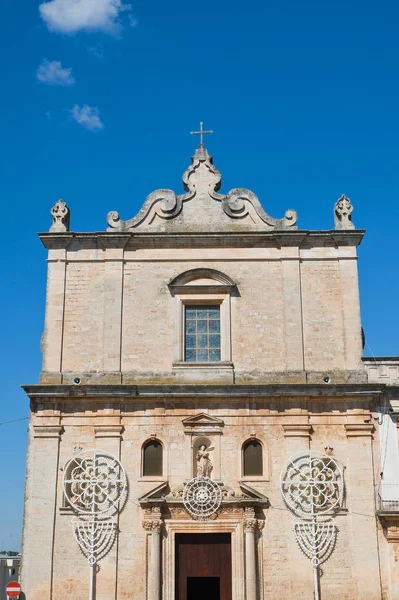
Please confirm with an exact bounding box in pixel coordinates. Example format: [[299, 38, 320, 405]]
[[209, 334, 220, 348], [185, 349, 196, 362], [210, 349, 221, 361], [143, 441, 162, 476], [184, 305, 221, 363], [243, 441, 263, 476], [209, 320, 220, 333], [197, 335, 208, 348], [186, 320, 196, 334], [197, 320, 207, 333], [197, 349, 208, 362]]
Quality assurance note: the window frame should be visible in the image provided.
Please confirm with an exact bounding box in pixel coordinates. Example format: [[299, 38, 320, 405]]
[[174, 294, 232, 365], [140, 438, 166, 481], [169, 269, 236, 369], [242, 439, 263, 477], [184, 304, 222, 363], [239, 436, 269, 482]]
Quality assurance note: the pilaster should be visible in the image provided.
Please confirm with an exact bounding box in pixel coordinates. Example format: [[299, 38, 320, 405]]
[[101, 237, 128, 374], [345, 416, 381, 599], [283, 411, 312, 452], [282, 254, 304, 371], [94, 421, 124, 600], [21, 422, 63, 600], [41, 241, 71, 377]]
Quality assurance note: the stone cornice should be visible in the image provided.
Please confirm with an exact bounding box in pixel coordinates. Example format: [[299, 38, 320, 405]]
[[345, 423, 375, 437], [22, 383, 385, 401], [283, 424, 313, 438], [38, 230, 365, 250], [94, 424, 124, 439], [33, 424, 64, 438]]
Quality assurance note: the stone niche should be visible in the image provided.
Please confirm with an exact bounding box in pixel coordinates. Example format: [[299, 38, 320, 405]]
[[182, 412, 224, 481]]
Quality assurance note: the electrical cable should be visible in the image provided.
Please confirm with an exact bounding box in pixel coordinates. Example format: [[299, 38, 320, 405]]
[[0, 417, 28, 426]]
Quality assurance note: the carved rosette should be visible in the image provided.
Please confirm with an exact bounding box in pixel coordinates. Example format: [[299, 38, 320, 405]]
[[334, 194, 355, 230], [50, 199, 70, 232]]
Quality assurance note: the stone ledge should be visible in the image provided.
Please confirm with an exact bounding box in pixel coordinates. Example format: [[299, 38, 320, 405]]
[[94, 424, 124, 439], [283, 424, 313, 438], [344, 423, 375, 437], [33, 425, 64, 438], [23, 383, 386, 399]]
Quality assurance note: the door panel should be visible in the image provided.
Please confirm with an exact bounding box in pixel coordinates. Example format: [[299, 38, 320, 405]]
[[187, 577, 220, 600], [175, 533, 232, 600]]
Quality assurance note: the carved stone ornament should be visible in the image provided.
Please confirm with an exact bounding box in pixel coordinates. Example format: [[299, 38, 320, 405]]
[[334, 194, 354, 230], [142, 519, 163, 532], [107, 145, 298, 232], [50, 199, 70, 232]]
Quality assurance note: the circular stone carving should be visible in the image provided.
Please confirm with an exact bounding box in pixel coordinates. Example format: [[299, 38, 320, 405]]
[[280, 451, 343, 519], [183, 477, 222, 519]]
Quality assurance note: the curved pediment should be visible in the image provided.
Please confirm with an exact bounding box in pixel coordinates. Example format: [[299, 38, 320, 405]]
[[107, 145, 298, 233], [169, 268, 236, 288], [168, 268, 237, 296]]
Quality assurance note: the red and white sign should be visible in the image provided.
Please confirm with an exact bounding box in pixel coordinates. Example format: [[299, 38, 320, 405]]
[[5, 581, 21, 598]]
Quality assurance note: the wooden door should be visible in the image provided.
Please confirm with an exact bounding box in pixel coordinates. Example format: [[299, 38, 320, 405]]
[[175, 533, 232, 600]]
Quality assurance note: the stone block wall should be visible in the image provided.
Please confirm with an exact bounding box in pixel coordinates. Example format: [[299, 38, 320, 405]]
[[21, 392, 388, 600], [39, 234, 364, 384]]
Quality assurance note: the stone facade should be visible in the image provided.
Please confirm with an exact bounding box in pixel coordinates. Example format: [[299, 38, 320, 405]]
[[21, 143, 399, 600]]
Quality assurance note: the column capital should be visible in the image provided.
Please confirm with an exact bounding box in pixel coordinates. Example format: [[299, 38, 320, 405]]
[[243, 506, 264, 532], [33, 425, 64, 439], [345, 424, 374, 438], [142, 519, 164, 533]]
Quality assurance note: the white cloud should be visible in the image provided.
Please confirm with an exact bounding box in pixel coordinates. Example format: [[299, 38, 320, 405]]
[[71, 104, 103, 131], [37, 59, 75, 86], [39, 0, 132, 34]]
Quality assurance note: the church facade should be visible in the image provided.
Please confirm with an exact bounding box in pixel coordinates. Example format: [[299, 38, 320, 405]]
[[21, 140, 399, 600]]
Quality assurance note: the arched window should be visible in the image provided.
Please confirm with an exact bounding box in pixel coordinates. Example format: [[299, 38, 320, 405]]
[[243, 439, 263, 476], [143, 440, 163, 476]]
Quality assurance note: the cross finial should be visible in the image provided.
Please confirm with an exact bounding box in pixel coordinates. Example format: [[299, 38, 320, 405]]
[[190, 121, 213, 148]]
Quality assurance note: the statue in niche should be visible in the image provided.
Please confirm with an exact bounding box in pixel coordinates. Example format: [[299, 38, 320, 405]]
[[196, 444, 214, 478]]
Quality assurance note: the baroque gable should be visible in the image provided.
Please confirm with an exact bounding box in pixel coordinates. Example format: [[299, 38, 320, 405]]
[[107, 144, 298, 233]]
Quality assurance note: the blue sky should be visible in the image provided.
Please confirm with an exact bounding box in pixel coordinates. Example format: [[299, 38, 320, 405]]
[[1, 0, 398, 550]]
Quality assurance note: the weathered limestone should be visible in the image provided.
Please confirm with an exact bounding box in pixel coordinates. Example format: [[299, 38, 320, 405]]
[[21, 144, 399, 600]]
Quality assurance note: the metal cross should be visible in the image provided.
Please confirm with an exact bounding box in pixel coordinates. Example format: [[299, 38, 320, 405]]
[[190, 122, 213, 147]]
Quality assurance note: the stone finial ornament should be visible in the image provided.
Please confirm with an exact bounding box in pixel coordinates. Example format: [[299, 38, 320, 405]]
[[334, 194, 354, 230], [50, 199, 70, 232]]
